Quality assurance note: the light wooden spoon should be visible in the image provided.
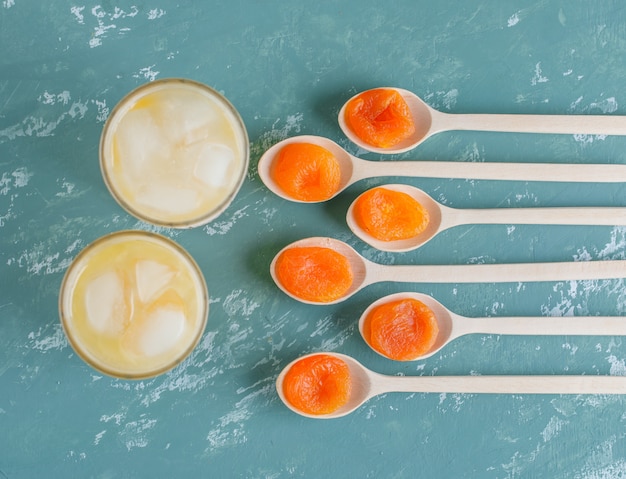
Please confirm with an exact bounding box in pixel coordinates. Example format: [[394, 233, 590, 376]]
[[347, 183, 626, 253], [257, 136, 626, 203], [276, 352, 626, 419], [338, 87, 626, 154], [270, 237, 626, 305], [359, 292, 626, 361]]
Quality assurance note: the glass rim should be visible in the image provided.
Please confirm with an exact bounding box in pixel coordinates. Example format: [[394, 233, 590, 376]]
[[99, 78, 250, 229], [58, 229, 209, 380]]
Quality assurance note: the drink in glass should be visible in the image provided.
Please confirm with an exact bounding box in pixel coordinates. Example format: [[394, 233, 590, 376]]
[[59, 230, 208, 379], [100, 78, 249, 228]]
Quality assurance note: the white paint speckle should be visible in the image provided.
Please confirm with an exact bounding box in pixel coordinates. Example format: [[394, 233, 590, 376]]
[[39, 90, 71, 106], [121, 418, 157, 451], [147, 8, 166, 19], [541, 415, 568, 442], [8, 246, 73, 276], [590, 96, 618, 114], [607, 355, 626, 376], [562, 342, 578, 355], [92, 98, 109, 122], [598, 227, 626, 259], [70, 5, 142, 48], [424, 89, 458, 110], [203, 205, 249, 236], [1, 167, 33, 195], [205, 381, 274, 451], [223, 289, 260, 318], [531, 62, 549, 86], [66, 450, 87, 461], [0, 97, 90, 141], [94, 430, 106, 445], [70, 5, 85, 23], [27, 324, 68, 352], [56, 179, 76, 198], [100, 411, 126, 426], [574, 133, 608, 145], [254, 113, 304, 156], [573, 442, 626, 479], [309, 315, 334, 338], [65, 238, 82, 254], [507, 12, 520, 27], [133, 65, 160, 81], [437, 392, 467, 413]]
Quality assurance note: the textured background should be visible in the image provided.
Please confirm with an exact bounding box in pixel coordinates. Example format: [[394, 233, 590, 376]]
[[3, 1, 626, 477]]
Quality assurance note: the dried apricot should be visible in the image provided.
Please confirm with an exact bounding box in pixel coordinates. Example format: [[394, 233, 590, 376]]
[[282, 354, 352, 415], [344, 88, 416, 148], [353, 187, 429, 241], [364, 298, 439, 361], [274, 246, 353, 303], [271, 142, 341, 201]]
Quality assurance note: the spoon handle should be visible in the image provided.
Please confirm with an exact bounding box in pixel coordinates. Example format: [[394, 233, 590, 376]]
[[373, 259, 626, 285], [442, 206, 626, 230], [435, 111, 626, 137], [352, 158, 626, 183], [373, 373, 626, 396], [458, 315, 626, 338]]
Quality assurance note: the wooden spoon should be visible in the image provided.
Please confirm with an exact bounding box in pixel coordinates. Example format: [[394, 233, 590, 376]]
[[276, 352, 626, 419], [347, 183, 626, 253], [257, 136, 626, 203], [270, 237, 626, 305], [359, 292, 626, 361], [338, 87, 626, 154]]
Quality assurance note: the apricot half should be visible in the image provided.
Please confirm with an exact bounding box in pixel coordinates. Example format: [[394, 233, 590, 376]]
[[274, 246, 353, 303], [344, 88, 416, 148], [271, 142, 341, 201], [353, 187, 430, 241], [364, 298, 439, 361], [282, 354, 352, 415]]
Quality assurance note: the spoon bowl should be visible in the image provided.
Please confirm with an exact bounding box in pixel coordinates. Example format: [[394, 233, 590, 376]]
[[270, 237, 369, 305], [347, 184, 626, 253], [257, 135, 626, 203], [270, 237, 626, 305], [257, 135, 355, 203], [276, 351, 626, 419], [338, 88, 435, 154], [359, 292, 454, 361], [338, 87, 626, 154], [275, 352, 373, 419], [359, 292, 626, 361], [346, 184, 443, 253]]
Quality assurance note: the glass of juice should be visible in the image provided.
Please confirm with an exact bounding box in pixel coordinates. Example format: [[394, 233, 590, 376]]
[[100, 78, 249, 228], [59, 230, 209, 379]]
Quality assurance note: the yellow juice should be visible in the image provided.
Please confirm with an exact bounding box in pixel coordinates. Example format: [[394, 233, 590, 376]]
[[100, 78, 249, 228], [59, 231, 208, 378]]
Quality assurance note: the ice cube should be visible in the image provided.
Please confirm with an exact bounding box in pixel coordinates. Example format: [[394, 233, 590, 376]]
[[134, 306, 187, 357], [115, 108, 167, 180], [135, 260, 176, 304], [135, 184, 200, 214], [192, 143, 235, 188], [84, 270, 128, 335], [157, 90, 220, 146]]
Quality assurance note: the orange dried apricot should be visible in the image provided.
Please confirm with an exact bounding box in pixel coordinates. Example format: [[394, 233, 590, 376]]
[[274, 246, 353, 303], [364, 298, 439, 361], [271, 142, 341, 201], [344, 88, 416, 148], [353, 187, 429, 241], [282, 354, 352, 415]]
